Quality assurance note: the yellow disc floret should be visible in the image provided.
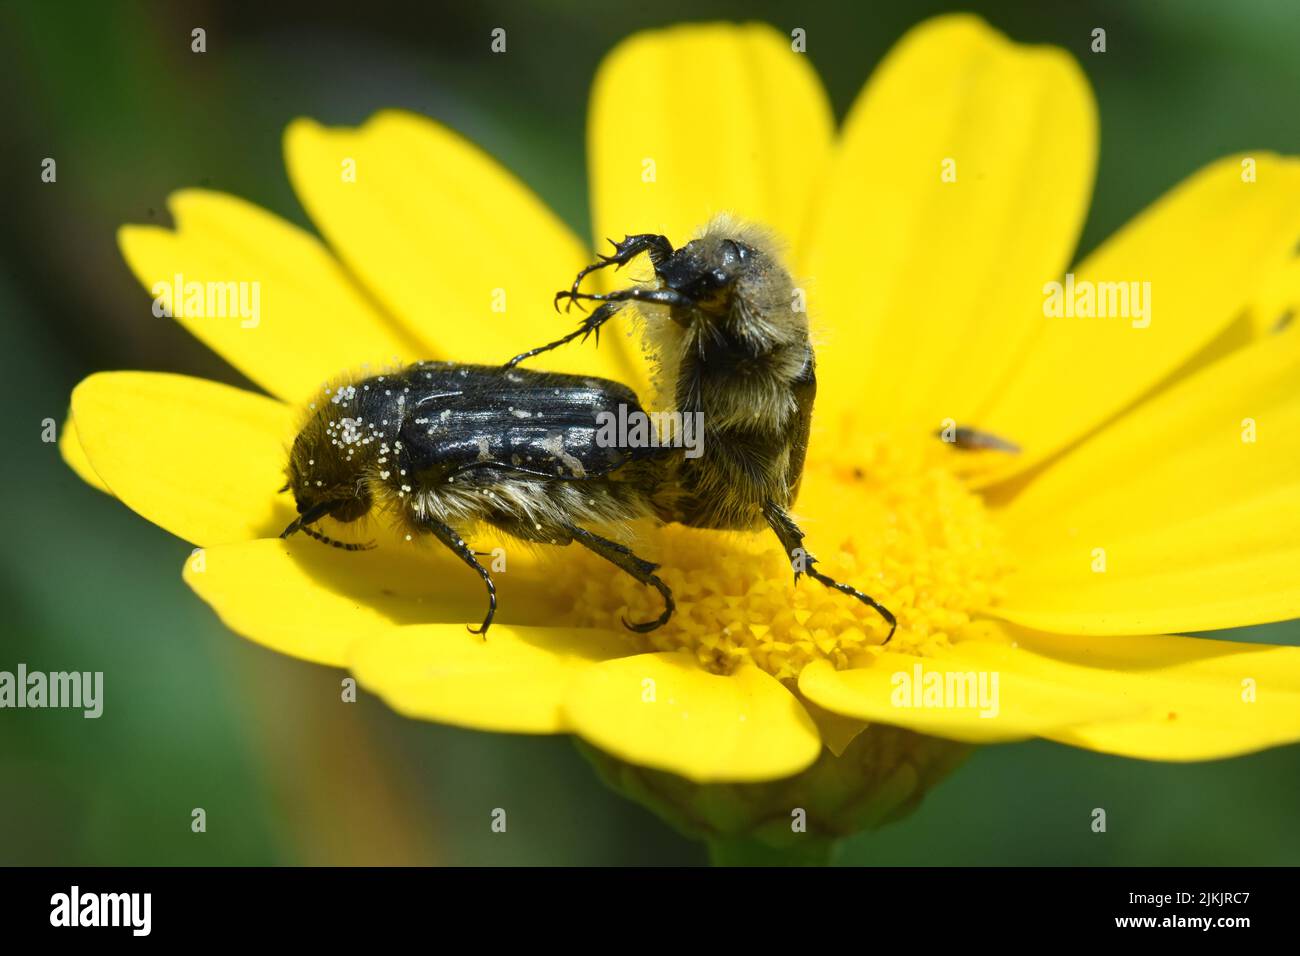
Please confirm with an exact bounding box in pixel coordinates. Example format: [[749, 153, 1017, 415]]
[[564, 432, 1012, 677]]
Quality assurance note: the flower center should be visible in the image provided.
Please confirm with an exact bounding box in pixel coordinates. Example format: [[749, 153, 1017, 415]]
[[562, 432, 1012, 678]]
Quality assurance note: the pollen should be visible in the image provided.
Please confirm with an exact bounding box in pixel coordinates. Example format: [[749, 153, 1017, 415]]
[[563, 436, 1012, 678]]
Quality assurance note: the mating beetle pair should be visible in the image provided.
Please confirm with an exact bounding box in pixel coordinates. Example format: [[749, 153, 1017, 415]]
[[281, 216, 897, 641]]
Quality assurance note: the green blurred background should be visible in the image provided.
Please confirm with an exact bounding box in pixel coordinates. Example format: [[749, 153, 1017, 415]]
[[2, 0, 1298, 865]]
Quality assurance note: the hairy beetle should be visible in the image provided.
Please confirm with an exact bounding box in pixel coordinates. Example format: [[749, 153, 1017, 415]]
[[281, 361, 679, 636], [507, 215, 898, 641]]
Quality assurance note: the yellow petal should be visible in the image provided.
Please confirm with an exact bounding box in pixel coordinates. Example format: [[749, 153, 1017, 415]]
[[119, 190, 424, 404], [283, 111, 636, 383], [973, 153, 1300, 483], [589, 22, 833, 264], [799, 642, 1139, 743], [995, 328, 1300, 634], [71, 372, 294, 546], [185, 538, 572, 667], [1173, 256, 1300, 383], [562, 652, 821, 783], [58, 416, 111, 495], [350, 625, 634, 734], [802, 15, 1096, 429], [1245, 256, 1300, 338], [1008, 628, 1300, 761]]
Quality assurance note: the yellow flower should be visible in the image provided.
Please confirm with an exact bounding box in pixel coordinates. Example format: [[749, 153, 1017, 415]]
[[64, 16, 1300, 819]]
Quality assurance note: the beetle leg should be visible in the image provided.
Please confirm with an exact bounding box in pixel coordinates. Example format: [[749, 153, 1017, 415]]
[[561, 233, 674, 307], [566, 524, 674, 633], [555, 285, 694, 313], [299, 525, 376, 551], [762, 502, 897, 644], [507, 287, 695, 369], [420, 516, 497, 637], [504, 301, 623, 369]]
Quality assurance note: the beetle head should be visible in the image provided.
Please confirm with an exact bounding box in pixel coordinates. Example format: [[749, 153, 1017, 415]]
[[658, 237, 756, 315]]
